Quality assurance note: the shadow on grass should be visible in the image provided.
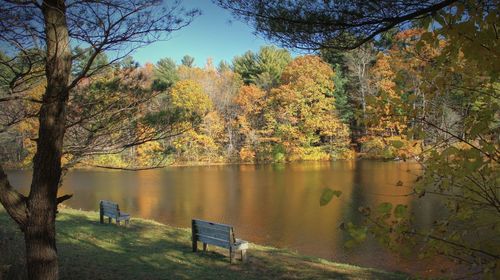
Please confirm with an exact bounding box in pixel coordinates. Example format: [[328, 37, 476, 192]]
[[1, 209, 405, 280]]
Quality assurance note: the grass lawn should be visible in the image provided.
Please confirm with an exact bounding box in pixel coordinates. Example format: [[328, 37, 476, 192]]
[[0, 206, 407, 279]]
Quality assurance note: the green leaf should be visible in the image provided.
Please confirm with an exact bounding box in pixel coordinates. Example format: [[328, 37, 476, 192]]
[[394, 204, 408, 219], [320, 188, 342, 206], [377, 202, 393, 215], [346, 222, 368, 242], [390, 140, 404, 149]]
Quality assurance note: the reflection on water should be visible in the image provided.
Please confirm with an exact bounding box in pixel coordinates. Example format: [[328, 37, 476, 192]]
[[7, 160, 445, 275]]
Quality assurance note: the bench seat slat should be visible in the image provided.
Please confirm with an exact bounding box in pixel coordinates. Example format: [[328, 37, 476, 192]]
[[116, 215, 130, 221], [232, 239, 249, 250], [103, 213, 118, 218]]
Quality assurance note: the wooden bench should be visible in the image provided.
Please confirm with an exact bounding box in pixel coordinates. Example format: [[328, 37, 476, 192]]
[[191, 219, 249, 263], [99, 200, 130, 226]]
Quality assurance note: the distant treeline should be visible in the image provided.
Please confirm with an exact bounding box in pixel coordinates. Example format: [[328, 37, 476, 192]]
[[2, 30, 470, 168]]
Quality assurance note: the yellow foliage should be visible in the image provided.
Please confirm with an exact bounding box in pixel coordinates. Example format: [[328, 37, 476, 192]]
[[234, 85, 266, 114], [265, 55, 351, 160], [359, 136, 422, 160], [173, 130, 221, 162], [90, 154, 126, 167], [200, 111, 226, 142], [136, 141, 163, 166], [288, 147, 330, 161], [368, 52, 406, 136], [239, 146, 256, 162], [170, 80, 212, 115], [280, 56, 335, 94]]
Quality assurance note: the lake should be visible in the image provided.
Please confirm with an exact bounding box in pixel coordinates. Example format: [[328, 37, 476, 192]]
[[6, 160, 448, 275]]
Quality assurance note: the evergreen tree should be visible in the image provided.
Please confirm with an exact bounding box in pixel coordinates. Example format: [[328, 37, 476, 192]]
[[153, 58, 179, 90], [181, 55, 195, 67]]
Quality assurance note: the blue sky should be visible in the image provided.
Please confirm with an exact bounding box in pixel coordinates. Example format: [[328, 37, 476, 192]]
[[132, 1, 298, 67]]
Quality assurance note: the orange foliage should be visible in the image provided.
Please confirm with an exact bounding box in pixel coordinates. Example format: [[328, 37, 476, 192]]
[[368, 52, 406, 136], [239, 146, 256, 162]]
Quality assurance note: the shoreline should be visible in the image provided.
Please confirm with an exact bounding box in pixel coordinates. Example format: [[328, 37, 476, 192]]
[[4, 157, 416, 172], [0, 206, 406, 279]]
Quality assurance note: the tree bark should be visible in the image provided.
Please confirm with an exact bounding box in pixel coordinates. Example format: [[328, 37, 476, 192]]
[[0, 165, 28, 228], [22, 1, 72, 279]]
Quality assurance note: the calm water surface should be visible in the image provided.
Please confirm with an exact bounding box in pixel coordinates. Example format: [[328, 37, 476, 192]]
[[7, 160, 446, 275]]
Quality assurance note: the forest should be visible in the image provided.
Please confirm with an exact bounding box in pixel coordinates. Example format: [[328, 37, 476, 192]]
[[3, 31, 453, 168]]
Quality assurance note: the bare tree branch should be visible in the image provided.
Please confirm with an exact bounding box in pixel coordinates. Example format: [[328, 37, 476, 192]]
[[56, 194, 73, 205], [0, 164, 28, 229]]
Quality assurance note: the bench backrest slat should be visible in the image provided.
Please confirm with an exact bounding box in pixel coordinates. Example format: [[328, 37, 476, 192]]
[[197, 235, 231, 248], [193, 219, 232, 231], [197, 227, 230, 241]]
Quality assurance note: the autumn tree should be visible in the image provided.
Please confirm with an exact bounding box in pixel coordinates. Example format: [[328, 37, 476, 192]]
[[366, 52, 406, 136], [169, 80, 218, 161], [170, 80, 212, 119], [0, 1, 198, 279], [177, 60, 242, 157], [385, 29, 443, 141], [267, 56, 350, 161], [234, 85, 267, 162], [0, 79, 42, 167], [66, 62, 197, 170]]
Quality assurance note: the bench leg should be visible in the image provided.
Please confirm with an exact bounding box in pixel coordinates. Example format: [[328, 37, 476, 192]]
[[192, 238, 198, 252], [241, 249, 247, 262], [108, 217, 112, 224], [125, 219, 129, 227], [191, 220, 198, 252], [100, 213, 104, 224], [203, 243, 208, 252], [117, 220, 121, 226], [229, 248, 234, 264]]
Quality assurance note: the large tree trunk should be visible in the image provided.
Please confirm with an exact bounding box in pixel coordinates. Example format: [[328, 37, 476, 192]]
[[0, 1, 71, 278], [23, 1, 72, 279]]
